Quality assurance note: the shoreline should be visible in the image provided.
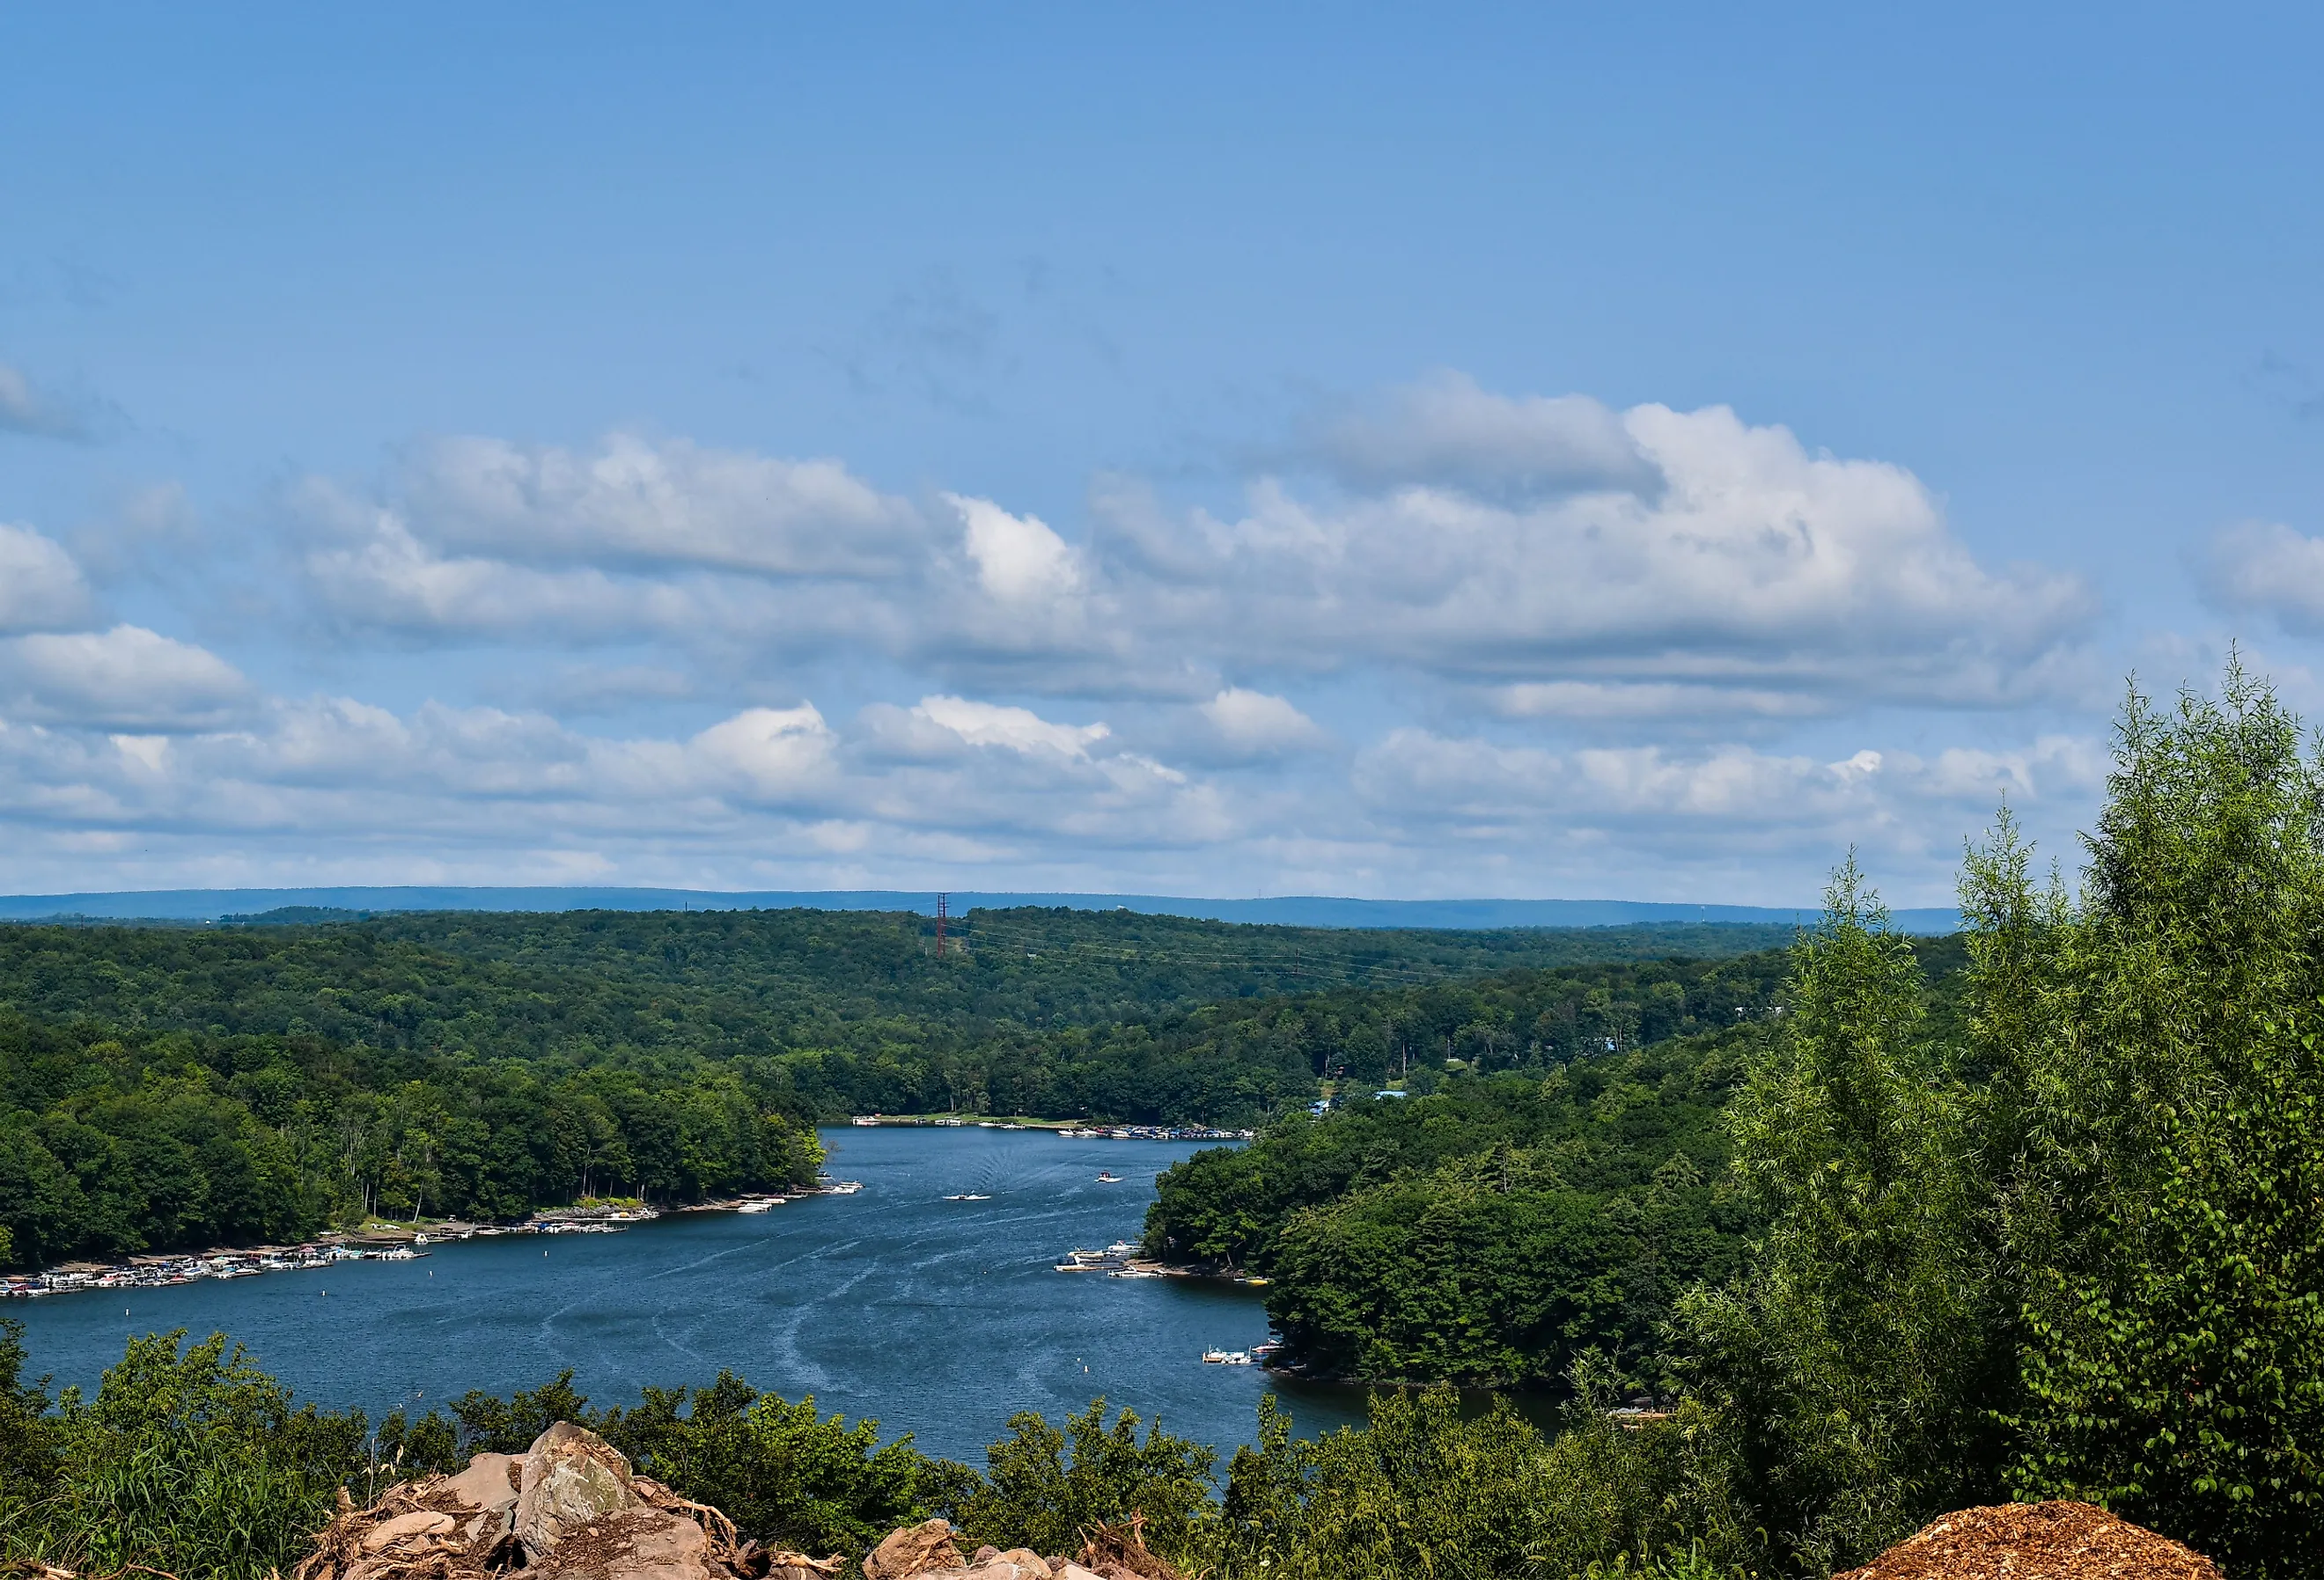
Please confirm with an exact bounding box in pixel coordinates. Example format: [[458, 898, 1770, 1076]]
[[842, 1114, 1254, 1141], [2, 1179, 857, 1301]]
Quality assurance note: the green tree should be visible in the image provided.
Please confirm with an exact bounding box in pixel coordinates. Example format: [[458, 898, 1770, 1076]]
[[954, 1400, 1216, 1564], [1997, 666, 2324, 1575], [1678, 858, 2001, 1573]]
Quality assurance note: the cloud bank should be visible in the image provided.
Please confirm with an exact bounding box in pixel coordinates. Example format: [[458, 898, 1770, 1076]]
[[0, 378, 2111, 902]]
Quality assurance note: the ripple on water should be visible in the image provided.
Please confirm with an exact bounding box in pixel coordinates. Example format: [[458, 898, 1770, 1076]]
[[11, 1128, 1370, 1460]]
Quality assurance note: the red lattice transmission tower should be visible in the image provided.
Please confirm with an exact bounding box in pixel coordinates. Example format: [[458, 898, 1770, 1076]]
[[934, 892, 948, 959]]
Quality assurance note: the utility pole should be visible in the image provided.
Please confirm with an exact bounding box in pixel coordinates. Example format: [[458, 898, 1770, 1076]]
[[935, 892, 948, 959]]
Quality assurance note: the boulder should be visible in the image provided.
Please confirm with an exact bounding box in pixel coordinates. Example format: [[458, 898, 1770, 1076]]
[[518, 1422, 643, 1560], [862, 1518, 967, 1579], [439, 1450, 523, 1544], [442, 1451, 522, 1512], [526, 1505, 717, 1580]]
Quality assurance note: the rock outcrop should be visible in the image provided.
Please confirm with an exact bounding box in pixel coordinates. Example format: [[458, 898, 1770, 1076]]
[[296, 1422, 842, 1580], [295, 1423, 1180, 1580], [1836, 1501, 2221, 1580]]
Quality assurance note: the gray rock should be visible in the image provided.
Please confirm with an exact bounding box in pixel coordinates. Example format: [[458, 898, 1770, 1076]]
[[517, 1422, 642, 1560], [862, 1518, 967, 1579]]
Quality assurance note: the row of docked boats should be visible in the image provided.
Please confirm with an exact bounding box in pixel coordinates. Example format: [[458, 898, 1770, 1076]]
[[2, 1242, 408, 1298]]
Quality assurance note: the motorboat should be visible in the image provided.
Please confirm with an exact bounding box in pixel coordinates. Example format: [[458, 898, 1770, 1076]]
[[1095, 1172, 1122, 1184], [943, 1193, 992, 1202]]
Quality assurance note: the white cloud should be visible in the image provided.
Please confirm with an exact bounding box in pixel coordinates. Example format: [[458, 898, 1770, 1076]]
[[398, 433, 921, 577], [0, 625, 248, 731], [2197, 520, 2324, 634], [1200, 687, 1328, 755], [283, 388, 2085, 723], [1308, 372, 1660, 497], [0, 380, 2126, 903], [1352, 728, 2105, 856], [1492, 680, 1829, 722], [949, 494, 1083, 606], [1114, 396, 2095, 709], [0, 524, 95, 633], [689, 706, 838, 800], [912, 694, 1109, 757]]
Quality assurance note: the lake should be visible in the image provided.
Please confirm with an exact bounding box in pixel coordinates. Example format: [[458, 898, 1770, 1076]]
[[8, 1126, 1369, 1462]]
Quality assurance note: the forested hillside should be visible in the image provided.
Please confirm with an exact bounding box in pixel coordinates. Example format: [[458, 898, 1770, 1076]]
[[0, 912, 1805, 1269], [1143, 937, 1965, 1389], [0, 907, 1795, 1051]]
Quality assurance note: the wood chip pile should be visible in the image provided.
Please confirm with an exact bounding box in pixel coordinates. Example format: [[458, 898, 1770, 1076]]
[[1836, 1501, 2221, 1580]]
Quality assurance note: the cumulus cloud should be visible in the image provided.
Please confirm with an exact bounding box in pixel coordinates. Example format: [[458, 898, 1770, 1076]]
[[690, 705, 838, 801], [283, 388, 2088, 722], [1306, 372, 1661, 498], [2197, 521, 2324, 634], [912, 694, 1109, 757], [0, 689, 1238, 887], [1353, 727, 2105, 857], [0, 625, 249, 731], [0, 524, 94, 632], [947, 495, 1077, 606], [1199, 687, 1329, 755], [394, 433, 923, 576], [1114, 396, 2095, 709], [0, 379, 2122, 901]]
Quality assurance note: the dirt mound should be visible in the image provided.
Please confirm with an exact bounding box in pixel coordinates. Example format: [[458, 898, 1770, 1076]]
[[1837, 1501, 2220, 1580]]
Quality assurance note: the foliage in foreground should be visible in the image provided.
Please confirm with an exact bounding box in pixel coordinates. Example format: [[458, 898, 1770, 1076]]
[[1683, 663, 2324, 1577], [0, 1323, 1732, 1580]]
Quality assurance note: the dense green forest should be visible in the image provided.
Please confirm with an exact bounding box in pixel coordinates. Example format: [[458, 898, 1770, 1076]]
[[1143, 937, 1963, 1389], [0, 907, 1797, 1052], [0, 913, 1806, 1268], [1157, 1044, 1760, 1390]]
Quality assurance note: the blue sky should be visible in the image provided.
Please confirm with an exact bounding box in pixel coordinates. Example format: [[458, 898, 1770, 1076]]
[[2, 4, 2320, 905]]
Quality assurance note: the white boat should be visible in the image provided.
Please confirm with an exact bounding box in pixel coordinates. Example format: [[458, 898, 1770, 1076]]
[[736, 1199, 776, 1214], [943, 1193, 992, 1202], [1096, 1172, 1122, 1184]]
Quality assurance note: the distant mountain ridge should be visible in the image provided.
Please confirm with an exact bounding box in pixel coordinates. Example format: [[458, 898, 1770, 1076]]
[[0, 885, 1964, 934]]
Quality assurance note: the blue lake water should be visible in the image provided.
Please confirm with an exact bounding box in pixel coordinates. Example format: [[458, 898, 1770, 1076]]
[[9, 1128, 1369, 1462]]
